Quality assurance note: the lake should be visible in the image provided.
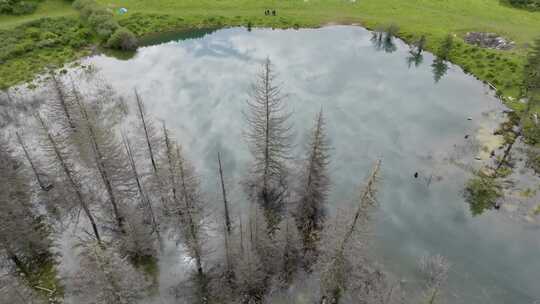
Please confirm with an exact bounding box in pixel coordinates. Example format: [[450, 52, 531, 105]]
[[82, 26, 539, 303]]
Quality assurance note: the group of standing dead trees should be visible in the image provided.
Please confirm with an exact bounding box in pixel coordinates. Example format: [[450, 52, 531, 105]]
[[0, 60, 449, 304]]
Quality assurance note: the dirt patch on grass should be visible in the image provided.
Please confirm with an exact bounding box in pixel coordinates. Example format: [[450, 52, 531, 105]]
[[464, 32, 515, 50]]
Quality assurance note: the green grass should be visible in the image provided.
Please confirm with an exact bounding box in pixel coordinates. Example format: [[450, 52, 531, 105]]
[[0, 0, 76, 29], [0, 0, 539, 99]]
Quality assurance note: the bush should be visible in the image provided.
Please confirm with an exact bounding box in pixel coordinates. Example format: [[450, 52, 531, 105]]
[[95, 18, 119, 38], [106, 27, 138, 50], [72, 0, 96, 11], [0, 0, 38, 15], [508, 0, 540, 10], [88, 10, 119, 38]]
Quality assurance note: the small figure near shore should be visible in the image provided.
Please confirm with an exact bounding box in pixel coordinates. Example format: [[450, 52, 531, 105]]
[[414, 172, 418, 178], [272, 9, 276, 16]]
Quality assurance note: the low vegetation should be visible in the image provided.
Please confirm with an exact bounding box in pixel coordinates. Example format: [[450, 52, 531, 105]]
[[0, 0, 41, 15], [0, 16, 92, 89], [465, 172, 503, 216], [507, 0, 540, 10], [72, 0, 138, 50]]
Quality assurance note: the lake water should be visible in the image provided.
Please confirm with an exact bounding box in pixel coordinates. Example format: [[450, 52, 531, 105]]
[[82, 26, 540, 303]]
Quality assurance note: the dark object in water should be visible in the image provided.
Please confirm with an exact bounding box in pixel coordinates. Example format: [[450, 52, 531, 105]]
[[494, 202, 501, 210], [414, 172, 418, 178], [465, 134, 469, 139], [272, 9, 276, 16], [490, 150, 495, 157]]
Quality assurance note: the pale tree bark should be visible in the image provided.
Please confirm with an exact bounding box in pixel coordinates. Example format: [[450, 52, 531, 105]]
[[296, 109, 331, 265], [318, 160, 381, 304], [122, 133, 162, 245], [218, 151, 232, 234], [36, 113, 101, 243], [16, 131, 52, 191], [75, 91, 125, 234], [244, 58, 293, 234]]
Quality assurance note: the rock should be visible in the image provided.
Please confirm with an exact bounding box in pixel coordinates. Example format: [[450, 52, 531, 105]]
[[464, 32, 515, 50]]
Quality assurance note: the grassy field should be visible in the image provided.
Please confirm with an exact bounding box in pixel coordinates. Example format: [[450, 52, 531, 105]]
[[0, 0, 539, 101]]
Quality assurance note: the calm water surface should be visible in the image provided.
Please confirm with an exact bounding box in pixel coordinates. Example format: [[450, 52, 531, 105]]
[[84, 26, 540, 303]]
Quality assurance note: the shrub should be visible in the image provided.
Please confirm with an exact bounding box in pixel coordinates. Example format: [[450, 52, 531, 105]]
[[106, 27, 138, 50], [508, 0, 540, 10], [95, 19, 119, 38], [72, 0, 96, 11], [464, 173, 502, 216], [0, 0, 39, 15]]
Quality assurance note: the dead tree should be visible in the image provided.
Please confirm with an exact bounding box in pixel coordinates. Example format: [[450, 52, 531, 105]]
[[218, 151, 232, 234], [167, 145, 209, 304], [244, 58, 293, 233], [122, 133, 162, 245], [71, 242, 151, 304], [419, 254, 450, 304], [134, 90, 159, 173], [36, 113, 101, 243], [48, 72, 78, 131], [318, 160, 381, 304], [0, 138, 52, 276], [163, 123, 180, 212], [74, 89, 126, 234], [295, 109, 331, 266], [16, 131, 52, 191]]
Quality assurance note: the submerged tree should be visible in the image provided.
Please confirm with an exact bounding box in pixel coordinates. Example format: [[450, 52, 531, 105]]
[[317, 160, 382, 304], [0, 138, 52, 277], [16, 131, 52, 191], [165, 144, 209, 303], [244, 58, 293, 233], [71, 242, 151, 304], [218, 151, 233, 234], [45, 71, 80, 133], [419, 254, 450, 304], [36, 113, 101, 243], [0, 272, 45, 304], [295, 110, 331, 267], [74, 85, 131, 234], [122, 133, 162, 248]]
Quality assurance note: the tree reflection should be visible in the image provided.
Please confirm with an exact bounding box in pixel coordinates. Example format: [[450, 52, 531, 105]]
[[407, 51, 424, 68], [431, 58, 449, 83], [407, 35, 426, 68], [371, 25, 398, 53]]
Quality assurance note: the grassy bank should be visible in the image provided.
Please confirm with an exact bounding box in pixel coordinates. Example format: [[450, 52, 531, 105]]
[[0, 0, 539, 100]]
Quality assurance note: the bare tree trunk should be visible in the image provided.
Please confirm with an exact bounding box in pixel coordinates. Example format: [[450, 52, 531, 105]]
[[321, 160, 381, 304], [50, 72, 76, 130], [177, 150, 207, 303], [76, 96, 125, 234], [36, 114, 101, 243], [134, 90, 158, 173], [340, 160, 381, 253], [163, 123, 179, 212], [239, 214, 244, 255], [218, 152, 232, 234], [16, 132, 51, 191], [122, 133, 162, 245]]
